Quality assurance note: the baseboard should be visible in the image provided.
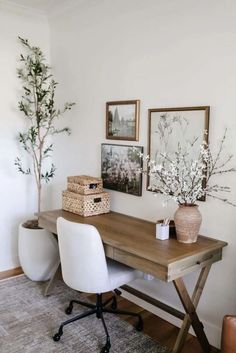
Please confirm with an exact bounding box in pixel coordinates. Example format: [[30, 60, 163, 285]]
[[121, 289, 221, 349], [0, 267, 23, 280]]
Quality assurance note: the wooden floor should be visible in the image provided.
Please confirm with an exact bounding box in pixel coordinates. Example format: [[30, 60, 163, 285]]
[[0, 267, 219, 353]]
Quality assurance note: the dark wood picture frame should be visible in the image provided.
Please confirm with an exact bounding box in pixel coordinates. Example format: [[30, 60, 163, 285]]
[[147, 106, 210, 200], [106, 100, 140, 141], [101, 143, 143, 196]]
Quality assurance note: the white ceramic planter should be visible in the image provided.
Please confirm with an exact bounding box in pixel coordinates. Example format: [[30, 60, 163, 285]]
[[18, 223, 59, 281]]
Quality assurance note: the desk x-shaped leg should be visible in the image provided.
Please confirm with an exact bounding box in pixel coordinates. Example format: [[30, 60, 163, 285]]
[[173, 265, 211, 353]]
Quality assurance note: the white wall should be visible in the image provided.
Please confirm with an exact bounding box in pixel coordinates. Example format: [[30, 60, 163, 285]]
[[0, 2, 50, 270], [49, 0, 236, 347]]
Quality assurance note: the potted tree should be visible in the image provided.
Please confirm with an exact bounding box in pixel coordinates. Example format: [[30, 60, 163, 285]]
[[16, 37, 75, 281]]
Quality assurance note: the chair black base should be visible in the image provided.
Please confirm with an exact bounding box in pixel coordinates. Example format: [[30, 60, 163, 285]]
[[53, 291, 143, 353]]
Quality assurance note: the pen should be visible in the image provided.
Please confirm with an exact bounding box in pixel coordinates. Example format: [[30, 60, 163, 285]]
[[163, 218, 170, 226]]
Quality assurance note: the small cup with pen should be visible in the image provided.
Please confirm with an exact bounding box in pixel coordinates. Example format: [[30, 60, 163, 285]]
[[156, 218, 170, 240]]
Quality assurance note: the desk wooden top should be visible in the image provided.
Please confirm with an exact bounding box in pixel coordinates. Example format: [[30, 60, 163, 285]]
[[38, 209, 227, 282]]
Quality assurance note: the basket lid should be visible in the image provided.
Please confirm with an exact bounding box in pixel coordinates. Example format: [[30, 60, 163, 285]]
[[67, 175, 103, 185]]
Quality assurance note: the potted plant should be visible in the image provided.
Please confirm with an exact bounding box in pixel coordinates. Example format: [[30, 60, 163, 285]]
[[15, 37, 75, 280], [141, 128, 235, 243]]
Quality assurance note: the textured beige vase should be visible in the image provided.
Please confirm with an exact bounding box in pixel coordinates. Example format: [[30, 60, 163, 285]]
[[174, 205, 202, 243]]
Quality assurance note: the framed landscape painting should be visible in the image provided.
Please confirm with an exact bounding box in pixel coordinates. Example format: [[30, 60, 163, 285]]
[[106, 100, 140, 141], [101, 143, 143, 196]]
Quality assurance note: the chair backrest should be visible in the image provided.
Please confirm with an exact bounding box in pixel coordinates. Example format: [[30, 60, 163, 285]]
[[57, 217, 109, 293]]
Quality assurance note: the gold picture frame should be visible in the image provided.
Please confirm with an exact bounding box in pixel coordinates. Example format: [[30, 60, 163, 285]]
[[147, 106, 210, 200], [106, 100, 140, 141]]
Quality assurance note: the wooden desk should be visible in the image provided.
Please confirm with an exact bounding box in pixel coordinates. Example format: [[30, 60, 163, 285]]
[[39, 209, 227, 353]]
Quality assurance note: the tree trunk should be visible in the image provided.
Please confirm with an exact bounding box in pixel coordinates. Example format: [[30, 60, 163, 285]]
[[37, 182, 42, 220]]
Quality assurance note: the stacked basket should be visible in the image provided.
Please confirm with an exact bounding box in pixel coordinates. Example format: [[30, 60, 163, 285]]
[[62, 175, 110, 217]]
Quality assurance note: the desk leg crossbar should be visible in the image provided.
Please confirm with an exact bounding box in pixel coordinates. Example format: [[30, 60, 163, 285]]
[[173, 264, 212, 353]]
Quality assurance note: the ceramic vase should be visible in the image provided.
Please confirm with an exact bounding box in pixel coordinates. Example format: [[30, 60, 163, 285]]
[[174, 204, 202, 243], [18, 223, 59, 281]]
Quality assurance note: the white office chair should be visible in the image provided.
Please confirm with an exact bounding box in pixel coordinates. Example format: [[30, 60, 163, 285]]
[[53, 217, 143, 353]]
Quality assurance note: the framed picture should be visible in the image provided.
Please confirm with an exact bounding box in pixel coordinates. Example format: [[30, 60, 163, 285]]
[[148, 106, 210, 199], [101, 143, 143, 196], [106, 100, 140, 141]]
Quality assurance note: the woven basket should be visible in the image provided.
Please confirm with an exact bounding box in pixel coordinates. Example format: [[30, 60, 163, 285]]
[[62, 190, 110, 217], [67, 175, 103, 195]]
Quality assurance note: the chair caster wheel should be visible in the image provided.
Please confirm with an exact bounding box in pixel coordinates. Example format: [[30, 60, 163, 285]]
[[53, 331, 63, 342], [101, 341, 111, 353], [135, 319, 143, 332], [111, 297, 117, 310], [65, 306, 73, 315], [114, 289, 122, 296], [101, 348, 109, 353]]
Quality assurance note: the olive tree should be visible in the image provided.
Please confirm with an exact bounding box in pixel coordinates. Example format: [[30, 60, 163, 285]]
[[15, 37, 75, 226]]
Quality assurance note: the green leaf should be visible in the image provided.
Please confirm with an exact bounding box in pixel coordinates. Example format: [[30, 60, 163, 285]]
[[41, 164, 56, 183], [14, 157, 31, 175], [43, 144, 53, 158]]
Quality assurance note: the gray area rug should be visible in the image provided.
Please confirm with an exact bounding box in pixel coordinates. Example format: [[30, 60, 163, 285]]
[[0, 275, 170, 353]]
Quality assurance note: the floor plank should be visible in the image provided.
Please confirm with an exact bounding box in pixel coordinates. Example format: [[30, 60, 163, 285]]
[[1, 268, 219, 353]]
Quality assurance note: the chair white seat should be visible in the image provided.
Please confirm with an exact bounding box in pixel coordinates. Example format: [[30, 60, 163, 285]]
[[106, 258, 137, 291]]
